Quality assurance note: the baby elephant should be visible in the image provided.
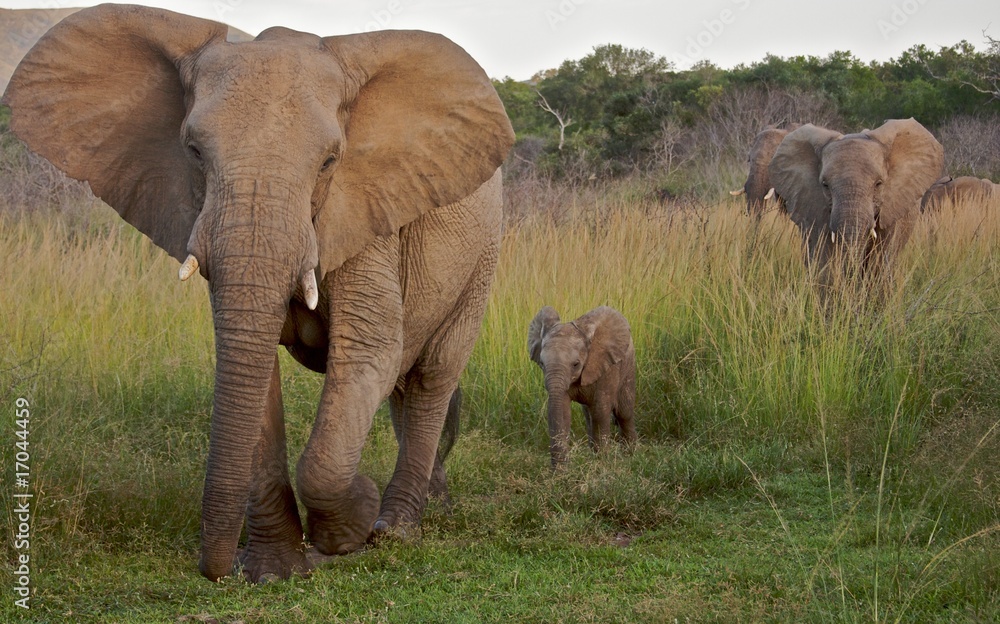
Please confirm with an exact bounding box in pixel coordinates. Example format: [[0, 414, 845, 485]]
[[528, 306, 637, 467]]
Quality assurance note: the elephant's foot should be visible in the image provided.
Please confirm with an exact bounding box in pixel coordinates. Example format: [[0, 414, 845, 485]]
[[372, 498, 425, 542], [371, 515, 421, 542], [304, 545, 338, 569], [237, 540, 311, 584], [305, 474, 380, 556]]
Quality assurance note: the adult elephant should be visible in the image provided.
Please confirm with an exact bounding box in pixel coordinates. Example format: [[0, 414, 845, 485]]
[[3, 5, 514, 582], [768, 119, 943, 281], [920, 175, 1000, 213], [730, 124, 800, 218]]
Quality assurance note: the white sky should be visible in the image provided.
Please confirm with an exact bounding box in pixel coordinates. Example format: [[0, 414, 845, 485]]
[[3, 1, 997, 79]]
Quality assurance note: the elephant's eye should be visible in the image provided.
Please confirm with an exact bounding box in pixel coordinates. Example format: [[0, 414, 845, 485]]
[[821, 179, 829, 188], [320, 155, 336, 172], [188, 144, 203, 161], [573, 360, 581, 368], [875, 179, 884, 187]]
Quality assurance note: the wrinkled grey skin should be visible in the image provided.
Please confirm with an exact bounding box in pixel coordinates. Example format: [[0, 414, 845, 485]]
[[732, 124, 800, 218], [921, 175, 1000, 213], [528, 306, 637, 468], [769, 119, 944, 285], [3, 5, 514, 583]]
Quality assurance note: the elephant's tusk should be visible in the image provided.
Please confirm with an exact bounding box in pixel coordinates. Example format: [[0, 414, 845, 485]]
[[763, 187, 775, 201], [870, 228, 877, 241], [729, 188, 745, 196], [178, 254, 199, 281], [301, 270, 319, 311], [830, 231, 837, 244]]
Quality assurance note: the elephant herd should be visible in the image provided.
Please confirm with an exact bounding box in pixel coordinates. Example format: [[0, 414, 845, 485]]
[[6, 5, 994, 587], [528, 119, 997, 475], [731, 119, 999, 283]]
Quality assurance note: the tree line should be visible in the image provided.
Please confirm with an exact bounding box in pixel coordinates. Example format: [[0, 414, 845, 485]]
[[495, 39, 1000, 191]]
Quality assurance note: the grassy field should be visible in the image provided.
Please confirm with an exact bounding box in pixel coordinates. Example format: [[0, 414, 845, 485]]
[[2, 188, 999, 622]]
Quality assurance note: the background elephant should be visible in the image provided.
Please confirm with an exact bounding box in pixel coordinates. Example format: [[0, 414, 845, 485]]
[[768, 119, 943, 281], [730, 124, 801, 218], [528, 306, 637, 468], [921, 175, 1000, 213], [3, 5, 514, 582]]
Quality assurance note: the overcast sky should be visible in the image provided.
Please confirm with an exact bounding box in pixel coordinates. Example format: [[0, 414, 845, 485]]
[[4, 1, 997, 79]]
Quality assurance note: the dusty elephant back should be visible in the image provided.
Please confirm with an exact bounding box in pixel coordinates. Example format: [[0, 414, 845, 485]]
[[921, 175, 998, 213]]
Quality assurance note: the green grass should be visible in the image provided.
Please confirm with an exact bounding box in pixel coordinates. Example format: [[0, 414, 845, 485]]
[[2, 190, 999, 622]]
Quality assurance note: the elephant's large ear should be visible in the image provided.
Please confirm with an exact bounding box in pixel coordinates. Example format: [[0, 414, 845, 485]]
[[528, 307, 561, 365], [864, 118, 944, 229], [579, 307, 632, 387], [2, 5, 228, 262], [317, 31, 515, 274], [769, 124, 843, 235]]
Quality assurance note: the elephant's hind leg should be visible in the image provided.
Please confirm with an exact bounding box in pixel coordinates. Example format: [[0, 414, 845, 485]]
[[376, 243, 497, 535], [238, 355, 311, 583], [390, 385, 459, 508], [614, 370, 638, 450], [429, 386, 461, 506], [377, 371, 457, 535]]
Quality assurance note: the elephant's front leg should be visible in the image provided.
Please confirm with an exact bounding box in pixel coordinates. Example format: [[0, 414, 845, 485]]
[[581, 404, 594, 444], [239, 355, 310, 582], [587, 396, 614, 454], [297, 235, 403, 556]]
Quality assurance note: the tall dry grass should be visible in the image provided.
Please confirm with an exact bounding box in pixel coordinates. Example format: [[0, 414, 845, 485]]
[[2, 186, 998, 581], [469, 186, 1000, 550]]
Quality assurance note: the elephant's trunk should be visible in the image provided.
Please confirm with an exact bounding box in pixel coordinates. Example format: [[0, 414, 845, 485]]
[[545, 377, 573, 468], [744, 166, 771, 217], [200, 284, 286, 580], [196, 181, 316, 581], [829, 190, 876, 270]]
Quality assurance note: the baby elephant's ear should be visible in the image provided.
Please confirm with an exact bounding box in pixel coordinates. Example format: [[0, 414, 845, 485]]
[[578, 307, 632, 387], [528, 307, 561, 364]]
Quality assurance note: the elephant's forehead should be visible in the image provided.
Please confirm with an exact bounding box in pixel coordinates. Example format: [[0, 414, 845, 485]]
[[543, 325, 585, 346], [751, 129, 786, 154], [193, 40, 343, 97], [184, 41, 346, 144], [823, 138, 885, 178]]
